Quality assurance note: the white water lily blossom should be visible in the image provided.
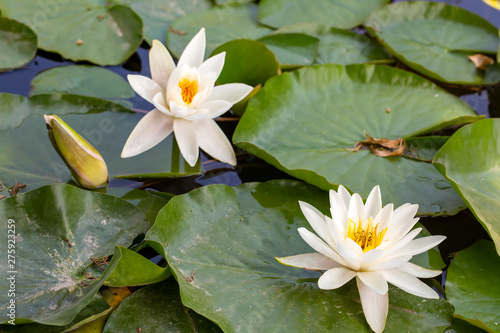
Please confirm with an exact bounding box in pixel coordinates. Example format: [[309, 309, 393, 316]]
[[276, 185, 446, 333], [121, 28, 253, 166]]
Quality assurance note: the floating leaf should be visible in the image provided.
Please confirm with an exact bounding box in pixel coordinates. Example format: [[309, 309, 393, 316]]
[[258, 33, 319, 68], [434, 119, 500, 254], [0, 0, 143, 65], [446, 240, 500, 332], [233, 64, 479, 215], [0, 184, 148, 325], [166, 4, 272, 59], [211, 39, 279, 87], [30, 65, 134, 107], [146, 180, 453, 333], [104, 246, 170, 287], [115, 0, 211, 44], [275, 23, 392, 65], [258, 0, 390, 29], [365, 2, 500, 84], [103, 280, 222, 333], [0, 17, 37, 71]]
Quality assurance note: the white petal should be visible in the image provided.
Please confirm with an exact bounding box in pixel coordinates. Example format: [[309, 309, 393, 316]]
[[150, 40, 175, 90], [166, 66, 183, 105], [169, 100, 193, 118], [386, 203, 418, 238], [190, 72, 218, 107], [398, 235, 446, 257], [356, 277, 388, 333], [397, 262, 442, 278], [348, 193, 365, 223], [276, 253, 340, 271], [299, 201, 331, 245], [197, 99, 233, 118], [345, 237, 364, 258], [152, 92, 172, 116], [364, 185, 382, 219], [381, 269, 439, 299], [193, 118, 236, 166], [368, 254, 412, 271], [326, 216, 345, 248], [337, 185, 352, 207], [297, 227, 347, 266], [337, 243, 361, 271], [329, 189, 347, 234], [173, 118, 199, 167], [318, 267, 356, 290], [360, 248, 385, 270], [127, 75, 163, 104], [374, 203, 393, 231], [357, 271, 388, 295], [121, 109, 173, 158], [198, 52, 225, 78], [177, 28, 206, 68], [206, 83, 253, 104], [381, 227, 422, 253]]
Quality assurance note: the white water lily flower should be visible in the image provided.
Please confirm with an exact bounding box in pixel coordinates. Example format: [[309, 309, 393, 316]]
[[276, 185, 446, 333], [121, 28, 253, 166]]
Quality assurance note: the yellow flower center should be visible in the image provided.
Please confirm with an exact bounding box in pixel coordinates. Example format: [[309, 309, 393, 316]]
[[346, 217, 387, 253], [178, 78, 199, 105]]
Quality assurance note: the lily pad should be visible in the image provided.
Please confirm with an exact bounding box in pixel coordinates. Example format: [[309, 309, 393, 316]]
[[258, 0, 390, 29], [211, 39, 280, 87], [114, 0, 212, 44], [30, 65, 134, 107], [0, 107, 202, 191], [445, 240, 500, 333], [445, 318, 489, 333], [0, 184, 148, 325], [105, 246, 170, 287], [0, 17, 37, 71], [434, 119, 500, 255], [275, 23, 392, 65], [166, 4, 272, 59], [257, 33, 319, 69], [103, 279, 222, 333], [146, 180, 454, 333], [0, 0, 142, 65], [365, 2, 500, 85], [233, 64, 479, 215], [0, 294, 110, 332]]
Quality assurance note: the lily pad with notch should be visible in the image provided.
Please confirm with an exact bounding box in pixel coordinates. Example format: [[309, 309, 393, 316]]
[[365, 2, 500, 85], [233, 64, 481, 215], [0, 17, 37, 71]]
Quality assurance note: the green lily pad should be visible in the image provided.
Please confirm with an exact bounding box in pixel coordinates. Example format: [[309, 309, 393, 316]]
[[257, 33, 319, 69], [0, 17, 37, 71], [0, 293, 111, 332], [434, 119, 500, 254], [0, 184, 148, 325], [0, 0, 142, 65], [115, 0, 212, 44], [365, 2, 500, 85], [445, 240, 500, 333], [444, 318, 490, 333], [0, 107, 202, 191], [146, 180, 454, 333], [275, 23, 392, 65], [30, 65, 134, 107], [105, 246, 170, 287], [103, 279, 222, 333], [233, 64, 479, 215], [258, 0, 390, 29], [166, 4, 272, 59], [211, 39, 279, 86]]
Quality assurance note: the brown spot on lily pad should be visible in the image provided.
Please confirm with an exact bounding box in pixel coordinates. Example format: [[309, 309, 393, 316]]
[[347, 131, 406, 157], [468, 54, 494, 70]]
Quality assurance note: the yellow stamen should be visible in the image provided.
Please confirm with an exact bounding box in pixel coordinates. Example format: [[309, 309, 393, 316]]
[[346, 217, 387, 253], [178, 78, 199, 105]]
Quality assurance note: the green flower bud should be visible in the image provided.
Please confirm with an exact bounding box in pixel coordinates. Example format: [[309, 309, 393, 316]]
[[44, 114, 108, 189]]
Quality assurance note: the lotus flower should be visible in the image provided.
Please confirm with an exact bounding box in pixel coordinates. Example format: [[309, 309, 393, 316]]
[[44, 114, 108, 189], [276, 185, 445, 333], [121, 28, 253, 166]]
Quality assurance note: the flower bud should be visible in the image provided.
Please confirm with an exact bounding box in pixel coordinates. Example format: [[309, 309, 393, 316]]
[[44, 114, 108, 189]]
